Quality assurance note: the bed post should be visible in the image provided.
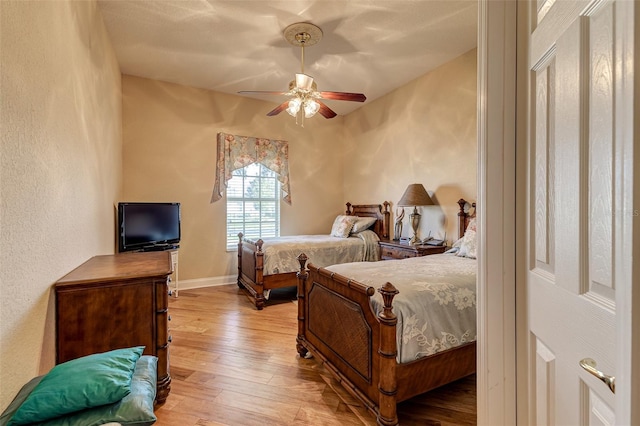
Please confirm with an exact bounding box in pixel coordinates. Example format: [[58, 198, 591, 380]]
[[295, 253, 309, 358], [457, 199, 467, 239], [457, 198, 476, 239], [253, 239, 266, 310], [237, 233, 244, 288], [345, 202, 352, 215], [377, 282, 399, 426]]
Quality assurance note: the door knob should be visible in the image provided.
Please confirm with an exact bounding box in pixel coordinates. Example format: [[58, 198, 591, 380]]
[[579, 358, 615, 394]]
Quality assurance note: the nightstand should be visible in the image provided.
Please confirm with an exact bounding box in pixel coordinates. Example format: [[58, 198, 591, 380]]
[[378, 239, 447, 260]]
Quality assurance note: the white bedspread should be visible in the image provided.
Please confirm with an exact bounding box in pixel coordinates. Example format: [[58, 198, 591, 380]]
[[259, 230, 380, 276], [326, 254, 476, 364]]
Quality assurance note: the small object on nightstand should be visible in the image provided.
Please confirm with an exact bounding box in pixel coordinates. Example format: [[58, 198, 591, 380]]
[[393, 208, 405, 241], [422, 232, 446, 246]]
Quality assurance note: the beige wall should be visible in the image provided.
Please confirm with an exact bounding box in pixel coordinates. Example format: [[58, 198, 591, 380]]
[[122, 49, 476, 285], [0, 1, 122, 410], [343, 49, 477, 244], [121, 76, 345, 281]]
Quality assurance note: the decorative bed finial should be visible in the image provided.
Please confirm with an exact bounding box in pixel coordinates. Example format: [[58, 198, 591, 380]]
[[378, 282, 399, 321], [296, 253, 308, 272]]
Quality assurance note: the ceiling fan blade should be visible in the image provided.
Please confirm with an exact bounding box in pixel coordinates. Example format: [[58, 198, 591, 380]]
[[266, 101, 289, 116], [317, 101, 337, 119], [238, 90, 288, 96], [319, 91, 366, 102]]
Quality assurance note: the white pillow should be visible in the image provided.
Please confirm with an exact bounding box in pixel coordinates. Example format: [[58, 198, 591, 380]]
[[451, 237, 464, 248], [457, 218, 477, 259], [330, 215, 358, 238], [445, 237, 464, 254], [350, 216, 377, 234]]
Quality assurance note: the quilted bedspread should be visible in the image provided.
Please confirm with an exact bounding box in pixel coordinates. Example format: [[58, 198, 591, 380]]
[[259, 230, 380, 275], [326, 254, 476, 364]]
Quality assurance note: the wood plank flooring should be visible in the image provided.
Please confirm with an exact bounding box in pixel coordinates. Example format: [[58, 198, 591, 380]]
[[155, 285, 476, 425]]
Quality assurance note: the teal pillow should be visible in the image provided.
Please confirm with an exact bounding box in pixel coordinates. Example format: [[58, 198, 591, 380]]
[[39, 355, 157, 426], [1, 355, 157, 426], [7, 346, 144, 425]]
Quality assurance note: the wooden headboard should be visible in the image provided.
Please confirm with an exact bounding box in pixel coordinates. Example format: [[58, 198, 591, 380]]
[[345, 201, 391, 240], [457, 198, 477, 239]]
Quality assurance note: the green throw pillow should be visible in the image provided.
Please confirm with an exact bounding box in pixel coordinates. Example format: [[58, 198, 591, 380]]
[[1, 355, 157, 426], [39, 355, 158, 426], [7, 346, 144, 425]]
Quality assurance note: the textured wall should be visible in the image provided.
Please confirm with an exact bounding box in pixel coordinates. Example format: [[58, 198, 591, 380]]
[[343, 49, 477, 244], [0, 0, 122, 409], [121, 76, 345, 280], [121, 50, 476, 283]]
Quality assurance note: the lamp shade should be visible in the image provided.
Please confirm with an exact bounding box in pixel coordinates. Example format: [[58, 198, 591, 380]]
[[397, 183, 434, 207]]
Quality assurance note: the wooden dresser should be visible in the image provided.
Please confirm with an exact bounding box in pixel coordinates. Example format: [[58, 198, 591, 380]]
[[55, 251, 172, 403], [379, 239, 447, 260]]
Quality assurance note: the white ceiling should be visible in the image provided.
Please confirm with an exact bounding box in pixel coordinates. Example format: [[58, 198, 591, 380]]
[[97, 0, 478, 116]]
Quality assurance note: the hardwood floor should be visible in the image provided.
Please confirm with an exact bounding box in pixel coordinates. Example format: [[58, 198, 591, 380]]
[[155, 285, 476, 425]]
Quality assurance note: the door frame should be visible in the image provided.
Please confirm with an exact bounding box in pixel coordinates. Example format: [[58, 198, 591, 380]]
[[479, 1, 639, 424], [612, 3, 640, 423], [477, 1, 518, 424]]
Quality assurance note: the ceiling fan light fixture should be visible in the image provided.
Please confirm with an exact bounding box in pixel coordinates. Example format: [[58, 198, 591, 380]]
[[304, 99, 320, 118], [238, 22, 366, 123], [286, 98, 302, 117], [295, 73, 314, 91]]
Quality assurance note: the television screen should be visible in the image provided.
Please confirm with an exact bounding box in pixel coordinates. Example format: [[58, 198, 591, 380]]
[[118, 202, 181, 252]]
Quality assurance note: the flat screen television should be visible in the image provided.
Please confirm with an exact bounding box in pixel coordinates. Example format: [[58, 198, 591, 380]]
[[118, 202, 181, 252]]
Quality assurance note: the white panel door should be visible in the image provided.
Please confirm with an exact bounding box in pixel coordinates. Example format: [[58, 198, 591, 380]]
[[527, 0, 635, 424]]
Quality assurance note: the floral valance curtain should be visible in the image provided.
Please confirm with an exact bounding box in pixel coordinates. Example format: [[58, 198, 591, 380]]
[[211, 132, 291, 204]]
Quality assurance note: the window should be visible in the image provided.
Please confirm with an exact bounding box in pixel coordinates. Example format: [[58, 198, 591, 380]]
[[226, 163, 280, 249]]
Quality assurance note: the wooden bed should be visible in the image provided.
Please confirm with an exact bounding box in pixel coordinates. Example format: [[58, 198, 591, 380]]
[[295, 199, 476, 425], [237, 201, 390, 310]]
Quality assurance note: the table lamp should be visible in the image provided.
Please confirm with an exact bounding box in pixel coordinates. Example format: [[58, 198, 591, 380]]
[[397, 183, 434, 245]]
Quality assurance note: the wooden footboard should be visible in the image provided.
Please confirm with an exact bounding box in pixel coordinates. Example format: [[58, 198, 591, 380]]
[[296, 254, 476, 426], [236, 235, 297, 310], [296, 254, 400, 425]]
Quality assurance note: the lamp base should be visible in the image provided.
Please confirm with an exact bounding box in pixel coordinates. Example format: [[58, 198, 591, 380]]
[[409, 207, 421, 245]]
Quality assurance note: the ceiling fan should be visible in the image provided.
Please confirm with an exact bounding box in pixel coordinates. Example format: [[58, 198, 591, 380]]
[[238, 23, 366, 123]]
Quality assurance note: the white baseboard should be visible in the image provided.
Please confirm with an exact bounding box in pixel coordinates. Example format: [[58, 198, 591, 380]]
[[176, 275, 236, 291]]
